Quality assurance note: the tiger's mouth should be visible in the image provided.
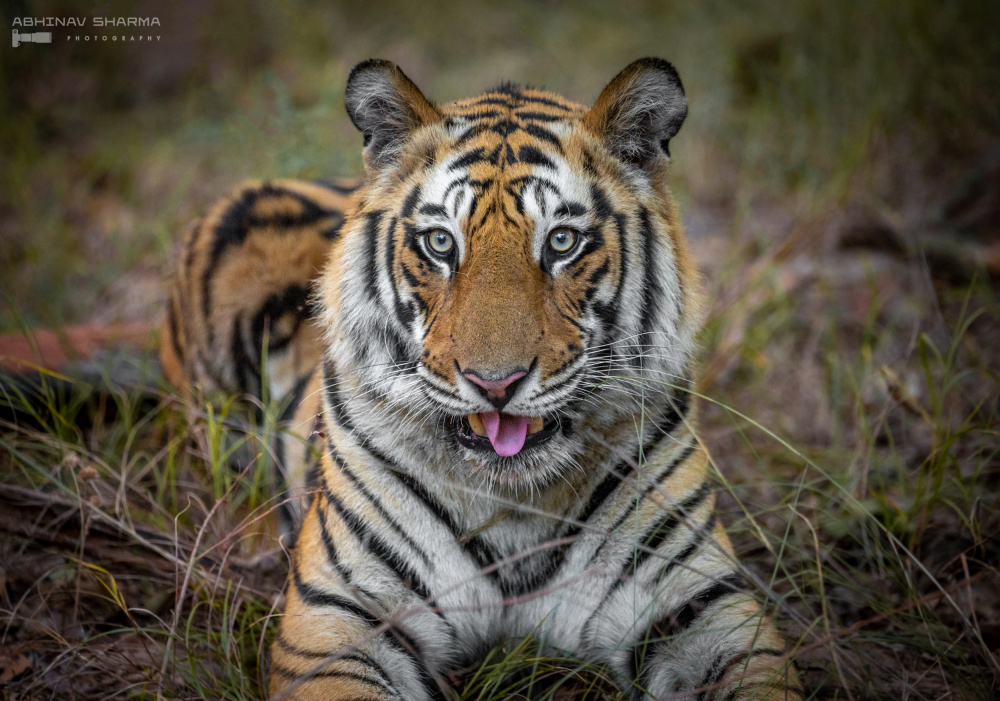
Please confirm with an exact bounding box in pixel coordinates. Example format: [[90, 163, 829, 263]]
[[453, 411, 559, 456]]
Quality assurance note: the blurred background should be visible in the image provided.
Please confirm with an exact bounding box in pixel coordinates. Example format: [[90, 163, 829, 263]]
[[1, 0, 999, 698], [2, 0, 998, 331]]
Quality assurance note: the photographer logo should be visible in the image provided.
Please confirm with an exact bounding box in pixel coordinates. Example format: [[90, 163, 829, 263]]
[[10, 17, 161, 45]]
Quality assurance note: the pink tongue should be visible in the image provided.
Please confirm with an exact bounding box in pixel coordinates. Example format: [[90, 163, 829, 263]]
[[481, 411, 532, 457]]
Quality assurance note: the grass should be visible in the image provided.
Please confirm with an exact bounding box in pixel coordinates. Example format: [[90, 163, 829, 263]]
[[2, 0, 1000, 698]]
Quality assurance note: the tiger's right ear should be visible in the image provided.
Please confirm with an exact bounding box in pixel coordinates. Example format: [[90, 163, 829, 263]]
[[584, 58, 687, 170], [344, 60, 441, 169]]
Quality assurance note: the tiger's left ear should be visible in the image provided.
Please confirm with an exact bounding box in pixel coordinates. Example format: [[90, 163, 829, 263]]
[[344, 59, 441, 169], [584, 58, 687, 169]]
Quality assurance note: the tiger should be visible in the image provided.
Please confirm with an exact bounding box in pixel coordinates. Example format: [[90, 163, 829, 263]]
[[162, 58, 802, 700]]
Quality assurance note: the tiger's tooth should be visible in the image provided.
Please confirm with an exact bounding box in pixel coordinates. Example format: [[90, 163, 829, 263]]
[[467, 413, 487, 436], [527, 416, 544, 435]]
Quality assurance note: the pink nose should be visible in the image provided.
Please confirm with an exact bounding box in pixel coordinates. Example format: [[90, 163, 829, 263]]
[[462, 370, 527, 400]]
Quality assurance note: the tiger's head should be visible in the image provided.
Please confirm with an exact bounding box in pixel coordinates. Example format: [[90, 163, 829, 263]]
[[319, 59, 702, 489]]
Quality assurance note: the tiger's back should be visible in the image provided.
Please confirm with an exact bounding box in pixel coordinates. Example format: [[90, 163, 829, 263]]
[[162, 177, 360, 401], [163, 59, 801, 700]]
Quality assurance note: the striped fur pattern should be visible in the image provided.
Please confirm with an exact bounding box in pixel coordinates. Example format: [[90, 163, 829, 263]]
[[161, 178, 359, 526], [164, 58, 801, 699]]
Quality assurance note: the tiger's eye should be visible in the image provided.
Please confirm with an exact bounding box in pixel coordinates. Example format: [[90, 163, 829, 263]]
[[548, 228, 577, 253], [427, 230, 454, 255]]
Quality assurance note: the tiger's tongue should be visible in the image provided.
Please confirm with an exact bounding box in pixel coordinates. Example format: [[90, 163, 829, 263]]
[[481, 411, 531, 457]]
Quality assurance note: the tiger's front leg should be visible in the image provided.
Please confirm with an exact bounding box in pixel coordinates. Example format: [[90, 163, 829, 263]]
[[590, 524, 803, 700], [577, 447, 801, 700], [269, 499, 446, 700]]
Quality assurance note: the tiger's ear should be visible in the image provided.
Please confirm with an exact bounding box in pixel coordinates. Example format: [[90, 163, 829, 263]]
[[344, 59, 441, 169], [584, 58, 687, 169]]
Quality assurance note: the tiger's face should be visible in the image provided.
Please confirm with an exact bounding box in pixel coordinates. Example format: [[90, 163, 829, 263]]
[[321, 59, 700, 488]]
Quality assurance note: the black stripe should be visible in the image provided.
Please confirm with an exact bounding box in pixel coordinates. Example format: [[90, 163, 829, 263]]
[[587, 259, 610, 288], [275, 635, 327, 658], [666, 573, 749, 634], [322, 360, 351, 431], [384, 216, 416, 329], [498, 541, 564, 600], [341, 652, 397, 693], [520, 457, 638, 594], [166, 293, 185, 366], [453, 122, 491, 147], [323, 362, 418, 468], [276, 637, 391, 679], [514, 111, 564, 122], [630, 481, 712, 575], [697, 647, 787, 701], [362, 209, 385, 300], [251, 283, 310, 357], [274, 371, 314, 532], [643, 391, 691, 456], [450, 147, 487, 170], [293, 553, 441, 699], [325, 457, 433, 568], [275, 636, 398, 695], [270, 661, 395, 695], [382, 627, 447, 701], [490, 119, 519, 137], [553, 201, 586, 218], [582, 476, 710, 638], [516, 93, 575, 110], [517, 145, 555, 169], [401, 183, 422, 218], [631, 573, 749, 688], [470, 86, 575, 113], [305, 461, 322, 490], [202, 188, 258, 323], [609, 212, 629, 334], [318, 467, 452, 634], [327, 493, 445, 624], [315, 497, 379, 599], [401, 263, 424, 290], [505, 143, 517, 165], [658, 512, 716, 583], [524, 123, 564, 153], [279, 370, 313, 424], [465, 95, 518, 109], [314, 179, 362, 195], [419, 203, 448, 217], [603, 441, 697, 546], [292, 564, 377, 623], [637, 207, 662, 366], [546, 352, 583, 380], [579, 460, 636, 525], [201, 184, 342, 321], [590, 185, 612, 221], [320, 212, 345, 240], [229, 311, 257, 397], [391, 470, 501, 584]]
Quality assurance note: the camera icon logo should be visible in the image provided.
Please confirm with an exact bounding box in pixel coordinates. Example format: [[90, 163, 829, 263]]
[[12, 29, 53, 47]]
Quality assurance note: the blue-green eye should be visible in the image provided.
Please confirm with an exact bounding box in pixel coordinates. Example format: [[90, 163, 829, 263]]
[[426, 229, 454, 255], [548, 228, 577, 254]]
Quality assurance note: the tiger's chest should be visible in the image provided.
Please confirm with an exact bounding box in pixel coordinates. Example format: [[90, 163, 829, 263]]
[[410, 498, 614, 656]]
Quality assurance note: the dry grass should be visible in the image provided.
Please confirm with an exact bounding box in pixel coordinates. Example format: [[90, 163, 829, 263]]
[[2, 0, 999, 698]]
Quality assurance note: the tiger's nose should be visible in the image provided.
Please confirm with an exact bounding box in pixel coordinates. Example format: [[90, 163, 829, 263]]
[[462, 369, 527, 410]]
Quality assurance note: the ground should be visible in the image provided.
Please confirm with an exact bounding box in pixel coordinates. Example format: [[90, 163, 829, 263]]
[[1, 1, 999, 699]]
